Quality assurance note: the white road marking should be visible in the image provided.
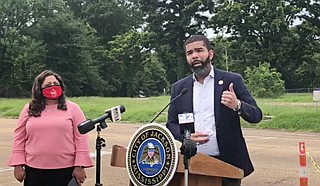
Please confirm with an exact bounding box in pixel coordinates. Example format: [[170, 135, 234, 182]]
[[262, 137, 277, 140], [90, 150, 112, 158], [245, 136, 278, 141], [0, 167, 13, 173]]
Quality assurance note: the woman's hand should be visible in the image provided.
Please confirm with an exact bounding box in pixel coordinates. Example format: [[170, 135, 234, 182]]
[[14, 165, 25, 182], [72, 167, 87, 185]]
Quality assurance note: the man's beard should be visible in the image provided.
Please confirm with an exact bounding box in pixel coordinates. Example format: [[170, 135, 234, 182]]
[[189, 56, 211, 76]]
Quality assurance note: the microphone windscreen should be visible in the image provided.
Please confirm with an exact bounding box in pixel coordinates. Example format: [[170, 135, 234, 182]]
[[119, 105, 126, 113], [78, 119, 95, 134]]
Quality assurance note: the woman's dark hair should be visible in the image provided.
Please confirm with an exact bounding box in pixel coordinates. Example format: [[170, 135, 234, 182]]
[[28, 70, 67, 117]]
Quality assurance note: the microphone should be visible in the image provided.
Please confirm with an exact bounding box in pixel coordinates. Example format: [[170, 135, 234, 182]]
[[178, 113, 195, 139], [178, 113, 195, 136], [105, 105, 126, 122], [78, 105, 126, 134], [178, 113, 196, 160], [149, 88, 188, 123], [180, 137, 197, 158]]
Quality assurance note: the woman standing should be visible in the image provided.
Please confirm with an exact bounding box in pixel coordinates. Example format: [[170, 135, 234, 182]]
[[7, 70, 93, 185]]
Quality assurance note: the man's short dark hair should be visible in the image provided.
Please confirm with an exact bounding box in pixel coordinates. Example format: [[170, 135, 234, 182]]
[[184, 35, 213, 50]]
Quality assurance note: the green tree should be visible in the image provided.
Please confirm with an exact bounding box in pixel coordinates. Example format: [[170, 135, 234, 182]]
[[210, 36, 232, 71], [312, 52, 320, 88], [209, 0, 320, 89], [106, 31, 168, 97], [0, 0, 51, 97], [0, 29, 46, 97], [138, 0, 215, 83], [64, 0, 142, 45], [64, 0, 144, 96], [137, 54, 169, 96], [31, 11, 106, 96], [245, 62, 285, 98]]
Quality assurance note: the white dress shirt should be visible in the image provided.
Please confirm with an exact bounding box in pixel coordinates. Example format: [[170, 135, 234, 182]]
[[193, 66, 219, 156]]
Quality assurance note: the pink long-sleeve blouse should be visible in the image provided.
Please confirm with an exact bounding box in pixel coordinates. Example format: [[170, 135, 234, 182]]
[[7, 100, 93, 169]]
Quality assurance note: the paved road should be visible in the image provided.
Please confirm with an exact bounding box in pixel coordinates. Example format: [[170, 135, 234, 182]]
[[1, 119, 320, 186]]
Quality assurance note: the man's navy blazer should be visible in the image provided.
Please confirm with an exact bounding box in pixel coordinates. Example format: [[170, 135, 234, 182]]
[[167, 68, 262, 177]]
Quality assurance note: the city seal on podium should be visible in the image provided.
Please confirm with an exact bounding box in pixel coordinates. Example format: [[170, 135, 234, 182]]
[[126, 123, 178, 186]]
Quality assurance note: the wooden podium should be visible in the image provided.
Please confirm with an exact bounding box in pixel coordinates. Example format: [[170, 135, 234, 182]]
[[111, 144, 244, 186]]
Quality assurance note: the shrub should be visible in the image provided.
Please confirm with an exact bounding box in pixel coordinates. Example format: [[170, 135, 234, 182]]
[[245, 62, 285, 98]]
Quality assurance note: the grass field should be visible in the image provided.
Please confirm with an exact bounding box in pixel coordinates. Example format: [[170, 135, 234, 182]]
[[0, 93, 320, 132]]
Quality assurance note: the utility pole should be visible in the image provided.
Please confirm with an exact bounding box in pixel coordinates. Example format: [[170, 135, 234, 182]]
[[224, 45, 228, 71]]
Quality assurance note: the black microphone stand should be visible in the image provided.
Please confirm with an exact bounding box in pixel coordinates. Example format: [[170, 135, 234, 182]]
[[180, 130, 197, 186], [150, 89, 187, 123], [95, 121, 107, 186]]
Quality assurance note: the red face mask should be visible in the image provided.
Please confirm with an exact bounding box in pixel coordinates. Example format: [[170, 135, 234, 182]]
[[42, 85, 62, 99]]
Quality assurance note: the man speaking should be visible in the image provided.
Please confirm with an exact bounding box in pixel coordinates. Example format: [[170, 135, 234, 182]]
[[166, 34, 262, 186]]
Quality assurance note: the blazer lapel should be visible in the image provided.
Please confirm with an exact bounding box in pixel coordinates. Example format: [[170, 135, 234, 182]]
[[214, 68, 224, 124], [184, 76, 194, 113]]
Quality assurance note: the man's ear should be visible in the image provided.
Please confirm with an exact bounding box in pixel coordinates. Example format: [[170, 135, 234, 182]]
[[209, 50, 215, 60]]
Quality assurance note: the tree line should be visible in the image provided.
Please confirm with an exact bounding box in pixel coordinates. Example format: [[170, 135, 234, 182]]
[[0, 0, 319, 98]]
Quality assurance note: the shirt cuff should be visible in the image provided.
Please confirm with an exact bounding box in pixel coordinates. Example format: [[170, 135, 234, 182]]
[[7, 151, 26, 166], [74, 152, 94, 168]]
